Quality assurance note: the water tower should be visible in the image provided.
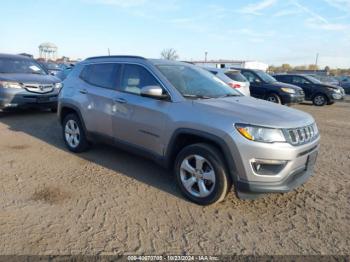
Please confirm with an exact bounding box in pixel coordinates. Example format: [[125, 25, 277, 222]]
[[39, 42, 58, 61]]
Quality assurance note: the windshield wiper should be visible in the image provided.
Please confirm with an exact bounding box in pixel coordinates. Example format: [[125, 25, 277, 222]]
[[182, 94, 211, 99], [220, 94, 241, 98]]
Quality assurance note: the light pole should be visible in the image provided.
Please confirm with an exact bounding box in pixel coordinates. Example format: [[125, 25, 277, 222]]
[[205, 51, 208, 62]]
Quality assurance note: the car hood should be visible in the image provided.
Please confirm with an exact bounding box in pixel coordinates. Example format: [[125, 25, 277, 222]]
[[320, 83, 341, 90], [0, 73, 60, 84], [194, 96, 314, 129], [270, 81, 303, 90]]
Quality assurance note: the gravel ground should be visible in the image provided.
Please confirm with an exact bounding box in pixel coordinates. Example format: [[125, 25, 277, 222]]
[[0, 98, 349, 256]]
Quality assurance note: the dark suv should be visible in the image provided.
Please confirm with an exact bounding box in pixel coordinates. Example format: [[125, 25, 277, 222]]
[[274, 74, 345, 106], [238, 69, 304, 105]]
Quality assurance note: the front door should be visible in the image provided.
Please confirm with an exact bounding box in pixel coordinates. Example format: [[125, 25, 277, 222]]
[[291, 76, 313, 100], [241, 71, 265, 98], [112, 64, 171, 156]]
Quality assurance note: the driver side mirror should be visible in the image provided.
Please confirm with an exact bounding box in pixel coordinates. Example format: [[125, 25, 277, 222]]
[[140, 85, 169, 100], [254, 78, 261, 84]]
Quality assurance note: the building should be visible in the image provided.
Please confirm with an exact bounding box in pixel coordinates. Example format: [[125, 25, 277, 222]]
[[190, 60, 269, 71], [39, 42, 58, 61]]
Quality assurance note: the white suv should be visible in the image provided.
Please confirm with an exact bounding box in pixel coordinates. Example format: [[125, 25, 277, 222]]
[[202, 67, 250, 96]]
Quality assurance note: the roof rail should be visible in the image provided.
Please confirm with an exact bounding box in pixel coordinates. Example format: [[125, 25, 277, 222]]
[[86, 55, 146, 60]]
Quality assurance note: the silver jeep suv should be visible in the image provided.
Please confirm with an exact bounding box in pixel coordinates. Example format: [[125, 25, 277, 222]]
[[58, 56, 320, 205]]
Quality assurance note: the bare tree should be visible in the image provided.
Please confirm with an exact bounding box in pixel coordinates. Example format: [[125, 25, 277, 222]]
[[160, 48, 179, 60]]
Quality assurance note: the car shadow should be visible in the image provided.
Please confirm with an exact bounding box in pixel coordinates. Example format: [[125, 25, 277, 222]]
[[0, 109, 183, 201]]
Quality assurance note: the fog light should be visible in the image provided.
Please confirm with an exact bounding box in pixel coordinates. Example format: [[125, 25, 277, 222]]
[[251, 159, 288, 176], [4, 103, 18, 108], [332, 94, 342, 99]]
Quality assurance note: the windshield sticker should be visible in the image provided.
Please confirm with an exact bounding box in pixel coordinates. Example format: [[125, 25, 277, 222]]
[[29, 65, 41, 71]]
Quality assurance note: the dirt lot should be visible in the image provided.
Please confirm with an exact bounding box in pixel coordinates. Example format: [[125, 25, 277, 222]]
[[0, 98, 349, 256]]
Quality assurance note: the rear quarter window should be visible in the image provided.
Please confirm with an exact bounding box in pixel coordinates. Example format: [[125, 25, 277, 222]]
[[225, 71, 247, 82]]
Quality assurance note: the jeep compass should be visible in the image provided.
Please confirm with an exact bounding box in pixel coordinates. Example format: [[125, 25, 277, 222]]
[[58, 56, 320, 205]]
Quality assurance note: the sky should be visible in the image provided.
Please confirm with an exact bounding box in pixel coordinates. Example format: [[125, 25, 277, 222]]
[[1, 0, 350, 68]]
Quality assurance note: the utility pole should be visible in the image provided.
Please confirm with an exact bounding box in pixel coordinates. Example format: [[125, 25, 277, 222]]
[[205, 51, 208, 62], [315, 53, 319, 71], [108, 48, 111, 56]]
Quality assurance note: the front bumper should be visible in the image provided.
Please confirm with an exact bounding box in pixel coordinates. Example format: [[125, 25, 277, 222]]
[[225, 131, 320, 199], [0, 88, 59, 109], [281, 93, 304, 104]]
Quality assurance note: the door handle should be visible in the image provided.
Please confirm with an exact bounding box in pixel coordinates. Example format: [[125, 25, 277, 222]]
[[79, 89, 88, 94], [114, 98, 127, 104]]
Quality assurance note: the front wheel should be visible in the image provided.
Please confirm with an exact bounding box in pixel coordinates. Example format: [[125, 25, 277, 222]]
[[266, 93, 282, 104], [313, 94, 327, 106], [174, 143, 231, 205], [62, 113, 90, 153]]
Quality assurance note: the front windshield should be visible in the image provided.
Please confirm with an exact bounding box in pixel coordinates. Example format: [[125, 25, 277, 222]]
[[157, 65, 241, 98], [45, 63, 60, 70], [255, 70, 277, 83], [305, 75, 322, 84], [0, 58, 47, 75]]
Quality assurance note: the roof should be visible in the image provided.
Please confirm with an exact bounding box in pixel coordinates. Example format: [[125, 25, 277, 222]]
[[39, 42, 57, 49], [0, 53, 32, 60], [86, 55, 146, 61]]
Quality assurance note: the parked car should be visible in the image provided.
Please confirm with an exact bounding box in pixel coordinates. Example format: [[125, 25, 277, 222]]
[[274, 74, 345, 106], [0, 53, 62, 111], [40, 62, 62, 75], [202, 67, 250, 96], [237, 68, 304, 105], [56, 66, 74, 81], [58, 56, 320, 205], [336, 76, 350, 94]]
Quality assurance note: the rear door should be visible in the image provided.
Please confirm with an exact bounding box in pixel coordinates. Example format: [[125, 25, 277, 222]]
[[79, 63, 121, 137], [111, 64, 171, 156]]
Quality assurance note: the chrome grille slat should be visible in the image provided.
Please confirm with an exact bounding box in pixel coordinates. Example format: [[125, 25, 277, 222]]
[[23, 83, 54, 94], [286, 123, 319, 146]]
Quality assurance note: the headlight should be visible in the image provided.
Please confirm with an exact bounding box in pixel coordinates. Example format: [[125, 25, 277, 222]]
[[55, 82, 63, 89], [281, 87, 296, 94], [235, 124, 286, 143], [0, 81, 22, 89], [331, 88, 340, 93]]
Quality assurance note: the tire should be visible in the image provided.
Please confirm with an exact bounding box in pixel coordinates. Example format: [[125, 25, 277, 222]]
[[266, 93, 282, 104], [313, 94, 327, 106], [62, 113, 90, 153], [174, 143, 231, 205]]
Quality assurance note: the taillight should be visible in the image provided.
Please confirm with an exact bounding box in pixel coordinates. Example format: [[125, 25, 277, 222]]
[[228, 83, 241, 88]]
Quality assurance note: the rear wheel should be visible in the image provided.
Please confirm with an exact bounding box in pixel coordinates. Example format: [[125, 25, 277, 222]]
[[266, 93, 281, 104], [313, 94, 327, 106], [174, 143, 231, 205], [62, 113, 90, 153]]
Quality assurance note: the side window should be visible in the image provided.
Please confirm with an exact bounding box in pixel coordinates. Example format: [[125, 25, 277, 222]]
[[276, 75, 290, 83], [80, 63, 120, 89], [120, 64, 161, 95], [242, 71, 259, 83], [292, 76, 309, 85]]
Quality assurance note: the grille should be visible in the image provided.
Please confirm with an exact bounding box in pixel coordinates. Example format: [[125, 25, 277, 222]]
[[23, 83, 54, 94], [285, 123, 319, 146]]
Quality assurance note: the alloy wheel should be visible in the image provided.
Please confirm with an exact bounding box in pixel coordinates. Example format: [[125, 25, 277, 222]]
[[65, 119, 80, 148], [314, 95, 326, 106], [179, 154, 216, 198]]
